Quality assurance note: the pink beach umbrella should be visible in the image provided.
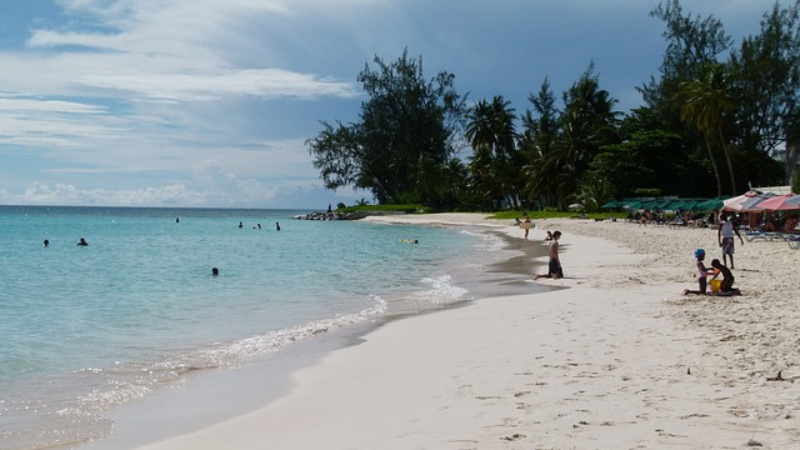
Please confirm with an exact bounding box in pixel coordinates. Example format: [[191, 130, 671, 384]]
[[739, 193, 778, 212], [722, 191, 766, 212], [753, 193, 800, 211]]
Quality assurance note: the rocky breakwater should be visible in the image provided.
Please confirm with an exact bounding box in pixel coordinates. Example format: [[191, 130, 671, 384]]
[[293, 210, 408, 221]]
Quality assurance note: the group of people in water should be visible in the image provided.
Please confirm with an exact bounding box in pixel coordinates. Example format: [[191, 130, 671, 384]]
[[42, 237, 88, 247], [239, 221, 281, 231], [42, 218, 285, 278]]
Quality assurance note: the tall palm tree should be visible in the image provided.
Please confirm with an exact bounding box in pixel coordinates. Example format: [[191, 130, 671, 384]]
[[489, 96, 520, 208], [465, 99, 497, 208], [678, 62, 737, 195], [539, 66, 618, 208], [465, 96, 518, 208], [521, 79, 561, 207]]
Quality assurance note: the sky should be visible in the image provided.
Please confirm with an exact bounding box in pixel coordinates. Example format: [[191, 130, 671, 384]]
[[0, 0, 791, 209]]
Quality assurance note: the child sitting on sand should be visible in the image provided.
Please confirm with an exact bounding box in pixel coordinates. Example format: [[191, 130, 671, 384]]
[[709, 258, 741, 295], [683, 249, 713, 295]]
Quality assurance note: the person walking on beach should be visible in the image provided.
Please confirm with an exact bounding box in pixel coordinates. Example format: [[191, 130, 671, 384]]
[[718, 213, 743, 269], [535, 231, 562, 279], [683, 249, 713, 295]]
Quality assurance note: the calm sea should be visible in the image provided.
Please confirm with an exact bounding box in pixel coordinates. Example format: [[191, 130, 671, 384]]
[[0, 206, 525, 450]]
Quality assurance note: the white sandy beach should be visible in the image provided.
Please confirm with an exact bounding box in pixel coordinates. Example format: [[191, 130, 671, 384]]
[[120, 213, 798, 449]]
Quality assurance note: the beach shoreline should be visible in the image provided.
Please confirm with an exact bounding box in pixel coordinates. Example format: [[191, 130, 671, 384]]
[[74, 214, 544, 450], [82, 213, 799, 449]]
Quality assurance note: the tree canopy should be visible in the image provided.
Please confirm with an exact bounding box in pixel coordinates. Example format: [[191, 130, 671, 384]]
[[307, 1, 799, 212], [306, 49, 465, 207]]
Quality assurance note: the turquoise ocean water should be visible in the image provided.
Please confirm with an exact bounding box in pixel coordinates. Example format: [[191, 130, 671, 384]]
[[0, 206, 527, 450]]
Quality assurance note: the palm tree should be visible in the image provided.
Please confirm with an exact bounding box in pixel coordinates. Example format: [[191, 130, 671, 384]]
[[465, 99, 497, 208], [465, 96, 518, 209], [521, 79, 561, 207], [489, 96, 520, 208], [537, 66, 618, 208], [678, 62, 737, 195]]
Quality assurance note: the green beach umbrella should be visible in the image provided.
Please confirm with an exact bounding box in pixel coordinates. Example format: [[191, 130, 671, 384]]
[[601, 200, 625, 209]]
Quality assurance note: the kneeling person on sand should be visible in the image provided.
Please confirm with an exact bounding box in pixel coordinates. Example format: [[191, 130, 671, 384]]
[[535, 231, 563, 280], [710, 258, 740, 295]]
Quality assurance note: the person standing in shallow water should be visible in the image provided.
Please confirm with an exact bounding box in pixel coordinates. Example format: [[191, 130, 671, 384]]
[[77, 238, 88, 246], [276, 222, 281, 231]]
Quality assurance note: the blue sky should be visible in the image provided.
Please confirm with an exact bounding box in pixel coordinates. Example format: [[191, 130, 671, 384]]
[[0, 0, 790, 208]]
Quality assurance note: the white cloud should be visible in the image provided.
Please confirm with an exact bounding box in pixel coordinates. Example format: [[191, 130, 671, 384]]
[[77, 69, 358, 103], [0, 0, 785, 209]]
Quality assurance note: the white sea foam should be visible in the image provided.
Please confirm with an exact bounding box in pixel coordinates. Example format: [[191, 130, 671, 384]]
[[414, 275, 469, 305]]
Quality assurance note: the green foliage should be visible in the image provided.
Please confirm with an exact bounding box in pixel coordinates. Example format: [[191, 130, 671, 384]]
[[642, 0, 732, 108], [576, 172, 614, 212], [793, 169, 800, 194], [592, 123, 711, 198], [307, 2, 799, 214], [489, 210, 610, 220], [631, 188, 662, 197], [465, 96, 522, 210], [520, 79, 561, 207], [521, 65, 620, 209], [307, 49, 465, 206], [729, 2, 800, 160], [677, 61, 737, 195]]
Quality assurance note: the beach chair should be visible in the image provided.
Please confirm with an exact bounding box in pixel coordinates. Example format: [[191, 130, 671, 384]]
[[745, 230, 768, 242]]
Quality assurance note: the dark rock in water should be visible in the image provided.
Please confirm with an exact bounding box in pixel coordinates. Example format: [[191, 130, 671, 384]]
[[293, 210, 407, 221], [292, 211, 361, 221]]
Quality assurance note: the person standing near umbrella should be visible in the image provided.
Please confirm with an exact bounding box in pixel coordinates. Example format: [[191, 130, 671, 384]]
[[718, 213, 744, 269]]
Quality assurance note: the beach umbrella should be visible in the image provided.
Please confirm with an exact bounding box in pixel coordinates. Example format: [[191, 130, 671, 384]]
[[694, 197, 728, 211], [621, 200, 643, 210], [753, 193, 800, 211], [722, 191, 769, 212], [601, 200, 625, 208], [568, 203, 584, 210], [739, 192, 778, 212], [679, 199, 702, 211]]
